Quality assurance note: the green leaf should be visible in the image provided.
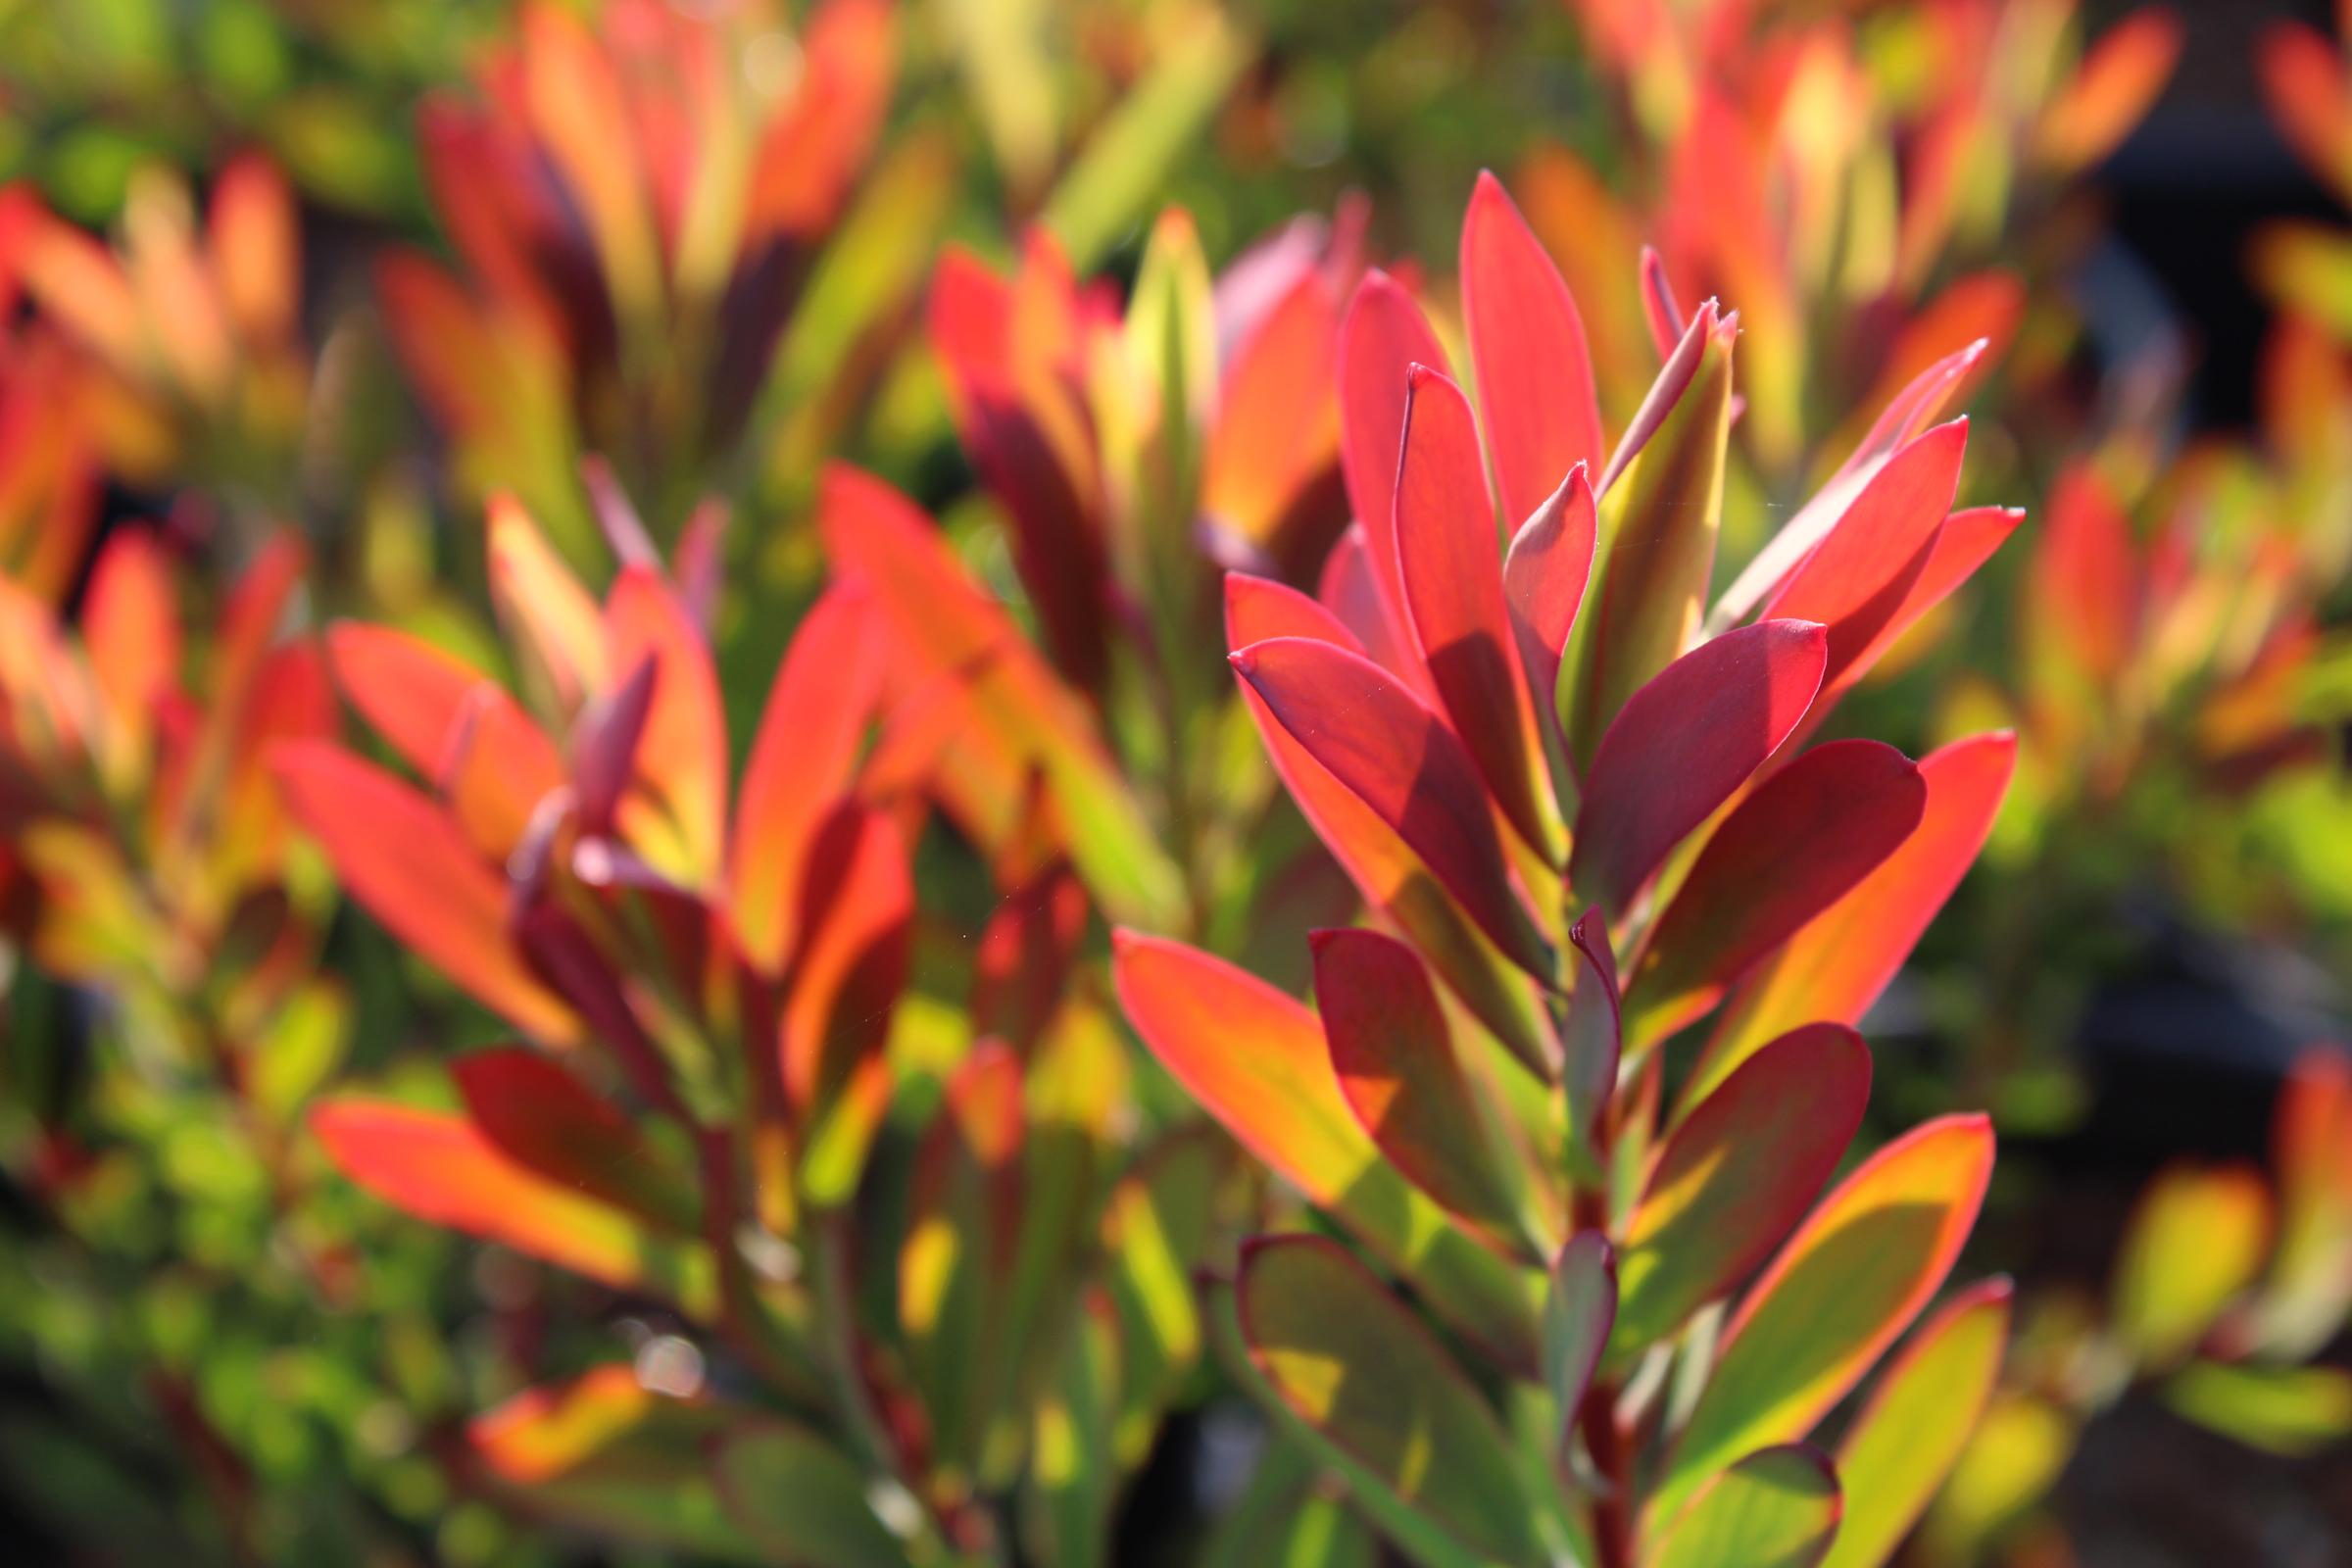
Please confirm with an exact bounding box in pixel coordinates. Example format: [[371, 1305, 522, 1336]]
[[466, 1369, 763, 1561], [1040, 10, 1252, 270], [2163, 1361, 2352, 1457], [1233, 1236, 1542, 1566], [2110, 1163, 2272, 1370], [1613, 1025, 1870, 1353], [1656, 1116, 1992, 1521], [1567, 303, 1736, 762], [711, 1421, 906, 1568], [1650, 1445, 1842, 1568], [1823, 1280, 2011, 1568], [1543, 1232, 1616, 1454]]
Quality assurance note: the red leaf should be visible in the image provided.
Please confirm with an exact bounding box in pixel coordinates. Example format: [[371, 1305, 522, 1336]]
[[1761, 420, 1968, 691], [1823, 505, 2025, 710], [1616, 1024, 1872, 1348], [1233, 634, 1552, 978], [274, 742, 578, 1044], [1570, 620, 1827, 914], [1395, 366, 1562, 861], [731, 580, 883, 971], [1315, 927, 1538, 1255], [1226, 575, 1558, 1073], [1460, 171, 1605, 530], [1694, 732, 2015, 1103], [1112, 932, 1543, 1366], [451, 1047, 698, 1233], [1712, 339, 1989, 632], [604, 567, 728, 888], [1630, 740, 1927, 1043], [2031, 463, 2140, 683], [1337, 270, 1450, 664], [313, 1100, 700, 1298], [779, 801, 910, 1138], [324, 623, 563, 857], [1501, 464, 1596, 791], [1317, 523, 1429, 691]]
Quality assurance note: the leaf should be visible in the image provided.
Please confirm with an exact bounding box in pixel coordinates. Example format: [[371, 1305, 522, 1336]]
[[1232, 634, 1552, 977], [1569, 620, 1828, 915], [1395, 366, 1564, 862], [783, 801, 912, 1208], [1651, 1445, 1842, 1568], [731, 580, 883, 971], [1038, 8, 1251, 271], [314, 1101, 710, 1305], [1314, 928, 1537, 1255], [80, 531, 178, 776], [1501, 465, 1597, 800], [1112, 932, 1541, 1369], [1543, 1232, 1616, 1448], [273, 742, 579, 1044], [1460, 171, 1604, 533], [1320, 520, 1430, 691], [568, 656, 657, 837], [487, 492, 608, 710], [2110, 1162, 2272, 1370], [1628, 741, 1926, 1045], [900, 1042, 1025, 1471], [1710, 341, 1989, 635], [1100, 1133, 1227, 1464], [1758, 420, 1968, 695], [2035, 9, 2183, 172], [929, 237, 1109, 692], [2260, 21, 2352, 202], [1926, 1393, 2075, 1553], [451, 1048, 699, 1234], [1562, 914, 1619, 1144], [817, 465, 1183, 927], [1616, 1025, 1872, 1352], [2028, 464, 2139, 687], [1658, 1115, 1995, 1518], [1823, 1278, 2011, 1568], [1236, 1235, 1542, 1565], [605, 567, 728, 889], [2259, 1049, 2352, 1357], [1337, 270, 1451, 664], [711, 1421, 906, 1568], [1820, 505, 2024, 708], [1022, 1291, 1122, 1568], [1201, 270, 1341, 556], [2163, 1361, 2352, 1458], [1693, 733, 2014, 1105], [1571, 302, 1737, 758], [466, 1368, 753, 1557], [1226, 576, 1557, 1075]]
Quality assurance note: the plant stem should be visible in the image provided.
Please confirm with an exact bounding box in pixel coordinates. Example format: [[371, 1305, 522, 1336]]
[[1579, 1379, 1636, 1568]]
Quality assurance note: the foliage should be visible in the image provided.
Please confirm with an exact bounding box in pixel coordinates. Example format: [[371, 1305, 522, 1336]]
[[0, 0, 2345, 1565]]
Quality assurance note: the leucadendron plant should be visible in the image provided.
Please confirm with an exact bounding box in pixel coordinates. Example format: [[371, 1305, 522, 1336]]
[[0, 534, 479, 1560], [1534, 0, 2180, 478], [277, 496, 1229, 1565], [822, 202, 1374, 962], [0, 153, 310, 527], [1116, 172, 2024, 1568], [377, 0, 899, 550]]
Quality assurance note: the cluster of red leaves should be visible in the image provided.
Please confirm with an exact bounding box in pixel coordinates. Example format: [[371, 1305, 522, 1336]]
[[1112, 172, 2024, 1567]]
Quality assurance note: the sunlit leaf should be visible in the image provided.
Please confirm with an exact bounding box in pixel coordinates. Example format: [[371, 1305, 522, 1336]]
[[1651, 1445, 1842, 1568], [1659, 1115, 1994, 1517], [1236, 1235, 1542, 1565], [1823, 1278, 2011, 1568]]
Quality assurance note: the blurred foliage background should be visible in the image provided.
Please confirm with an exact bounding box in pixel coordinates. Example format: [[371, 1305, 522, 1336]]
[[1, 0, 2350, 1563]]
